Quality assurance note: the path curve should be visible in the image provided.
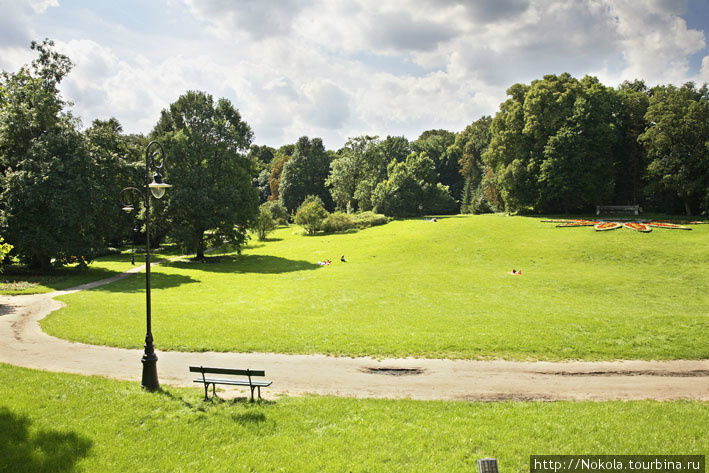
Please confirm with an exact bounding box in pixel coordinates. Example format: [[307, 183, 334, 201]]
[[1, 266, 707, 401]]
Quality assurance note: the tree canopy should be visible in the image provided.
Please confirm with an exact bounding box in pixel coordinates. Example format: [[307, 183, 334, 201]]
[[153, 90, 259, 259]]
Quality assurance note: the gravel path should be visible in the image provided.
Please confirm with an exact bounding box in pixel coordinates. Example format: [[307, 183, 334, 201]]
[[1, 265, 707, 401]]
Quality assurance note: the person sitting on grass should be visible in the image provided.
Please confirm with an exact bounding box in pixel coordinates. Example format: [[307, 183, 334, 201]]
[[341, 255, 346, 262]]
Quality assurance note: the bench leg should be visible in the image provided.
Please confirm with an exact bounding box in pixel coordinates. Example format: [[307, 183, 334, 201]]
[[257, 386, 261, 400], [203, 382, 209, 401], [212, 383, 217, 399], [249, 385, 255, 402]]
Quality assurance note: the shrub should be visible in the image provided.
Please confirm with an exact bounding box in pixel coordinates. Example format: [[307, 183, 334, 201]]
[[350, 211, 389, 228], [295, 201, 328, 235], [262, 201, 289, 225], [322, 212, 355, 233], [0, 237, 13, 273], [255, 204, 277, 240], [321, 211, 389, 233]]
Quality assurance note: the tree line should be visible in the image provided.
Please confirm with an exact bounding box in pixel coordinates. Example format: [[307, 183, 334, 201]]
[[1, 40, 708, 271]]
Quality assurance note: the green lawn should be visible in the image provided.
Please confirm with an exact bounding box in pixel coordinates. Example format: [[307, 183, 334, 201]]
[[1, 364, 706, 473], [0, 246, 182, 295], [42, 215, 709, 360]]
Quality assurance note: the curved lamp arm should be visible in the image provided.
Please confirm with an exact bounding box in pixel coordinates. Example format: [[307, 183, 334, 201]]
[[145, 141, 172, 199], [120, 186, 145, 213]]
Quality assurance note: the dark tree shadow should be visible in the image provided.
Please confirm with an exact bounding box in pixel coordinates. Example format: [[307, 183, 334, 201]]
[[165, 254, 319, 274], [0, 304, 15, 317], [95, 272, 200, 293], [0, 408, 92, 473]]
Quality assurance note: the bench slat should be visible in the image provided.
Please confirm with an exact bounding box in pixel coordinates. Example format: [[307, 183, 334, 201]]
[[193, 378, 272, 387], [189, 366, 266, 377]]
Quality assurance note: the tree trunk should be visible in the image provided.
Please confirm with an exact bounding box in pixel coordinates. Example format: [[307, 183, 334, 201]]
[[195, 230, 205, 260], [684, 199, 692, 216], [29, 254, 51, 272]]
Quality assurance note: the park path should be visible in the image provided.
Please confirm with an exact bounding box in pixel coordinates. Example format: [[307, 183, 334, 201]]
[[0, 264, 707, 401]]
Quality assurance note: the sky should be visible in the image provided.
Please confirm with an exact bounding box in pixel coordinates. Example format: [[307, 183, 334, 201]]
[[1, 0, 708, 149]]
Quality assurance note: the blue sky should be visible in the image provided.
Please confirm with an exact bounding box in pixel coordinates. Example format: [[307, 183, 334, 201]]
[[2, 0, 708, 149]]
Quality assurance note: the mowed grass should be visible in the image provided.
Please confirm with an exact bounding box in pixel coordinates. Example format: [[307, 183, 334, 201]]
[[1, 364, 707, 473], [42, 215, 709, 360], [0, 247, 181, 295]]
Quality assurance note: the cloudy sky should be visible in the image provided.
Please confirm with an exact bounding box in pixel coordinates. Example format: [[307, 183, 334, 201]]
[[2, 0, 708, 149]]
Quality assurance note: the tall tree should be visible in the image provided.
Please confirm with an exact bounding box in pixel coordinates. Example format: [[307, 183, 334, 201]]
[[153, 90, 259, 259], [278, 136, 332, 212], [485, 74, 620, 213], [84, 118, 142, 246], [449, 116, 492, 213], [640, 82, 709, 216], [412, 129, 461, 201], [268, 151, 290, 202], [372, 152, 455, 217], [0, 39, 105, 270], [614, 80, 650, 205], [326, 135, 379, 212]]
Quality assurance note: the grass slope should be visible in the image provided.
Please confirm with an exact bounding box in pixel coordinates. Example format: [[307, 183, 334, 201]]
[[1, 364, 707, 473], [42, 215, 709, 360]]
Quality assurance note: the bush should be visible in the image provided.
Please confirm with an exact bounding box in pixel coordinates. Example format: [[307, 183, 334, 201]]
[[322, 212, 355, 233], [321, 211, 389, 233], [295, 201, 329, 235], [262, 201, 289, 225], [350, 211, 389, 228], [255, 204, 277, 240]]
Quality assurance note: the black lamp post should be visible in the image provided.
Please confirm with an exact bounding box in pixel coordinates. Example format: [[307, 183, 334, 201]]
[[120, 140, 171, 391]]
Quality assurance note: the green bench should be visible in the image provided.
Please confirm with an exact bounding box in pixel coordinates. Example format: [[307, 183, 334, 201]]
[[189, 366, 272, 401]]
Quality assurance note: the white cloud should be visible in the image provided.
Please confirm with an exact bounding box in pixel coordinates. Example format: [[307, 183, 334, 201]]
[[1, 0, 706, 148], [700, 56, 709, 81]]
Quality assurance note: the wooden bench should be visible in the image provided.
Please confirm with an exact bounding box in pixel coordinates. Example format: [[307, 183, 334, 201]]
[[596, 205, 639, 216], [189, 366, 272, 401]]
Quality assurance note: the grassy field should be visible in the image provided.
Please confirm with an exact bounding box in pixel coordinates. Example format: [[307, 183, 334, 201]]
[[1, 364, 707, 473], [0, 247, 182, 295], [42, 215, 709, 360]]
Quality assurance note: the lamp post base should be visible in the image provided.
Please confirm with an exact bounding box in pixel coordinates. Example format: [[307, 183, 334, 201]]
[[141, 352, 159, 391]]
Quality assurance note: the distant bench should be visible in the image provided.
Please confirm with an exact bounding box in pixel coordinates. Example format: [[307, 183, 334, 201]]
[[189, 366, 272, 401], [596, 205, 639, 216]]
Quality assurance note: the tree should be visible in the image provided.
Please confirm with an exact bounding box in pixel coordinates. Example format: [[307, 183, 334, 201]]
[[614, 80, 650, 206], [0, 39, 106, 270], [268, 151, 290, 202], [372, 153, 455, 217], [254, 203, 277, 240], [279, 136, 332, 212], [640, 83, 709, 216], [449, 116, 492, 213], [412, 129, 462, 201], [261, 200, 288, 225], [247, 144, 275, 171], [326, 135, 379, 212], [295, 200, 328, 235], [153, 90, 259, 259], [84, 118, 142, 246], [485, 74, 620, 213], [352, 135, 408, 211]]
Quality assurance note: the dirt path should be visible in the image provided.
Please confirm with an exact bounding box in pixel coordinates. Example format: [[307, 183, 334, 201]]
[[1, 266, 707, 401]]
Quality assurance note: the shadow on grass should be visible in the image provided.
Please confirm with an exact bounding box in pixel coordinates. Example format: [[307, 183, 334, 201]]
[[1, 266, 121, 294], [0, 408, 92, 473], [165, 254, 319, 274], [156, 388, 271, 425], [94, 272, 200, 293]]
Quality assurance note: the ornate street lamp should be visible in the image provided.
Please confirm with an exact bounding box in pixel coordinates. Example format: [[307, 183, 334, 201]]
[[120, 140, 171, 391]]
